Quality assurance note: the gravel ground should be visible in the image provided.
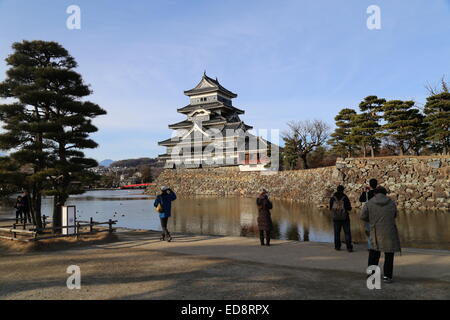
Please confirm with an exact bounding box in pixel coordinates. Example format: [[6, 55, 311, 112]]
[[0, 232, 449, 300]]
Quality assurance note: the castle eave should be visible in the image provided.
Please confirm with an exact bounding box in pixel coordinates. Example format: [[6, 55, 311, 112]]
[[184, 87, 237, 98], [184, 73, 237, 98], [177, 103, 244, 115]]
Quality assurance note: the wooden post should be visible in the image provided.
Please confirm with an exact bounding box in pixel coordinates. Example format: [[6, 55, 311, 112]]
[[108, 219, 112, 234], [76, 222, 81, 239], [89, 217, 93, 233]]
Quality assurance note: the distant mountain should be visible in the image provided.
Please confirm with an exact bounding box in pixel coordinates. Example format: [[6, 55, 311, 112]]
[[111, 157, 158, 168], [99, 159, 114, 167]]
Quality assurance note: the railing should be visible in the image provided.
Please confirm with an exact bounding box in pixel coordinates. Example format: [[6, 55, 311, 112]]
[[120, 183, 154, 189], [0, 217, 117, 242]]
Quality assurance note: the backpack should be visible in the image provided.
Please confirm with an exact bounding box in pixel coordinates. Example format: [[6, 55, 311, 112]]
[[155, 196, 164, 213], [331, 196, 348, 221]]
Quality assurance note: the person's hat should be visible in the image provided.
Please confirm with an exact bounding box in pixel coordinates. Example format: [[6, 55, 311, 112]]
[[160, 186, 169, 191]]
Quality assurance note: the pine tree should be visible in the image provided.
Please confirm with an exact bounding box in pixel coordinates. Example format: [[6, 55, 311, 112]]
[[328, 108, 358, 158], [352, 96, 385, 157], [0, 99, 54, 228], [282, 135, 299, 170], [0, 156, 26, 197], [424, 87, 450, 155], [0, 40, 106, 231], [348, 113, 376, 157], [382, 100, 427, 155]]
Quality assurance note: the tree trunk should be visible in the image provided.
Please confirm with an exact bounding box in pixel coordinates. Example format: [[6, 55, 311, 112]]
[[28, 192, 37, 226], [31, 187, 43, 230], [370, 146, 375, 158], [300, 154, 309, 169], [33, 110, 44, 230], [53, 199, 62, 234], [362, 146, 367, 158], [52, 139, 69, 233]]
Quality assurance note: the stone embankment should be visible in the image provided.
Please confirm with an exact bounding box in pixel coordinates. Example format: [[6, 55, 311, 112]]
[[148, 157, 450, 210]]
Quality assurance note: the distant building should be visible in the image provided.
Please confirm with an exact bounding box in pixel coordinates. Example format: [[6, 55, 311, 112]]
[[158, 73, 274, 170]]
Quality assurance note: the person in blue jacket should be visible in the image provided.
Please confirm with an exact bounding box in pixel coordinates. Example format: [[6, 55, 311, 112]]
[[153, 186, 177, 241]]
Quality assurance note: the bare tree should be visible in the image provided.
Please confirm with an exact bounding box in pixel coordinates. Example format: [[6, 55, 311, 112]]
[[282, 120, 331, 169], [425, 76, 449, 95]]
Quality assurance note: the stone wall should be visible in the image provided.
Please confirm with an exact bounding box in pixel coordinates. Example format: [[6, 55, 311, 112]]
[[148, 157, 450, 210]]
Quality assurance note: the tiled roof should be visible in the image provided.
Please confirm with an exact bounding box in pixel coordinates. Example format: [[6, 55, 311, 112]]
[[177, 102, 244, 114], [168, 115, 227, 128], [184, 73, 237, 98]]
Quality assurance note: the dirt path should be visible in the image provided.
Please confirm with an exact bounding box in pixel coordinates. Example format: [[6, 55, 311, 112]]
[[0, 230, 449, 300]]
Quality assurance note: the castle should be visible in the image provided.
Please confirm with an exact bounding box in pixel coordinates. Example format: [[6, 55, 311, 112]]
[[158, 73, 273, 170]]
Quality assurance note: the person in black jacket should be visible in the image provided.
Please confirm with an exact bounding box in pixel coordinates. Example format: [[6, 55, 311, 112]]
[[20, 191, 32, 224], [14, 196, 24, 224], [359, 178, 378, 203], [329, 185, 353, 252]]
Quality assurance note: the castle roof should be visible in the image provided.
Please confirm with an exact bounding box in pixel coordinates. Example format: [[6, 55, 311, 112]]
[[158, 121, 253, 146], [168, 117, 227, 129], [184, 72, 237, 98], [177, 101, 244, 114]]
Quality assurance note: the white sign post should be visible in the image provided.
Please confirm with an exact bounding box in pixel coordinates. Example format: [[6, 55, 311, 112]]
[[62, 206, 76, 235]]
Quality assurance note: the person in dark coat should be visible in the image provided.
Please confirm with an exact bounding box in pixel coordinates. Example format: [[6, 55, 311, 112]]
[[20, 191, 32, 223], [256, 189, 273, 246], [359, 178, 378, 203], [361, 186, 401, 283], [329, 185, 353, 252], [359, 178, 378, 250], [153, 186, 177, 242], [14, 196, 24, 224]]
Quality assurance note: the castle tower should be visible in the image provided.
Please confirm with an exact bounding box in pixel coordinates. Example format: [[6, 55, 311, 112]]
[[158, 73, 270, 169]]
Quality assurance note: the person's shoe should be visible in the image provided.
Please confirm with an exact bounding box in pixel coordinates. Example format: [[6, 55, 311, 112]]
[[160, 235, 165, 241], [167, 234, 172, 242], [265, 243, 270, 247], [335, 248, 341, 251], [347, 248, 353, 252], [383, 276, 393, 283]]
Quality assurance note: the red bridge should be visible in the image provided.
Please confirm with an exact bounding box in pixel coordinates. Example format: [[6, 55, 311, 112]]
[[120, 183, 154, 189]]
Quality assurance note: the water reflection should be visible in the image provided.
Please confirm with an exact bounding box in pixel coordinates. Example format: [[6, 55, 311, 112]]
[[168, 195, 449, 250], [0, 190, 449, 250]]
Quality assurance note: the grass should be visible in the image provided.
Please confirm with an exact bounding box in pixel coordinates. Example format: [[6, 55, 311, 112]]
[[0, 231, 118, 253]]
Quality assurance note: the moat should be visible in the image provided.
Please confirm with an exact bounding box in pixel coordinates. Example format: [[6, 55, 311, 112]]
[[1, 190, 449, 250]]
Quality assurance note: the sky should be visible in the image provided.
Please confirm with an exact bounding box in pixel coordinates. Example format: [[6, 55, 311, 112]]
[[0, 0, 449, 161]]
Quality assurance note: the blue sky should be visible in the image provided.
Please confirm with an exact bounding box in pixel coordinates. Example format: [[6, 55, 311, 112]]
[[0, 0, 450, 161]]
